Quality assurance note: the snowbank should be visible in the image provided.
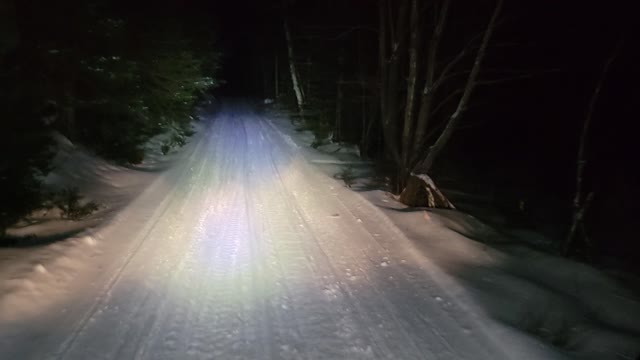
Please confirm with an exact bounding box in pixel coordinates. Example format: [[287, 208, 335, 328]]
[[266, 106, 640, 360], [0, 124, 203, 323]]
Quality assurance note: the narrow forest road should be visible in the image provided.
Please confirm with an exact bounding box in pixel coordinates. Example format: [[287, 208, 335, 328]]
[[0, 102, 562, 360]]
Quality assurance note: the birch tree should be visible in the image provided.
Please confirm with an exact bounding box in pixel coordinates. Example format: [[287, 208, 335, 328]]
[[563, 40, 622, 256], [378, 0, 410, 167], [284, 17, 305, 117], [377, 0, 503, 207]]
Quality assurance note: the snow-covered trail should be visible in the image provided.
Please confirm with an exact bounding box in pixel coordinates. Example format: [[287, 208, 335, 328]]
[[1, 103, 561, 359]]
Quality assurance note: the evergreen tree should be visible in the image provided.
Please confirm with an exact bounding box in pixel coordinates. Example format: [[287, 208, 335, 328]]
[[1, 0, 221, 237]]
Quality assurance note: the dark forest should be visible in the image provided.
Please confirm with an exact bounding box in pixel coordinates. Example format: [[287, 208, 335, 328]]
[[192, 0, 633, 267]]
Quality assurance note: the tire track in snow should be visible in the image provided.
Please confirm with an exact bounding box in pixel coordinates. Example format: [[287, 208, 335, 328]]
[[246, 119, 350, 359], [252, 118, 419, 359], [53, 132, 213, 360], [263, 112, 517, 359], [260, 114, 514, 359], [12, 103, 534, 360], [131, 121, 233, 359]]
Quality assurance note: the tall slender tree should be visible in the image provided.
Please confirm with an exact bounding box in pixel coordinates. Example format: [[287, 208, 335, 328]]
[[377, 0, 503, 207], [284, 17, 305, 117], [563, 39, 622, 256]]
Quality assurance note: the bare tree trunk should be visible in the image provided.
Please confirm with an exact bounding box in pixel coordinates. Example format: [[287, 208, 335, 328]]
[[262, 55, 269, 98], [399, 0, 502, 209], [274, 53, 279, 99], [563, 40, 622, 256], [412, 0, 450, 157], [415, 0, 502, 174], [361, 81, 367, 157], [564, 192, 594, 255], [378, 0, 397, 163], [400, 0, 420, 171], [381, 0, 409, 165], [284, 18, 305, 116], [335, 56, 344, 142], [399, 173, 455, 208], [378, 0, 387, 131]]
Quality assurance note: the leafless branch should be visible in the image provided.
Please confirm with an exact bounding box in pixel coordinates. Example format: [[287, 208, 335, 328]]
[[415, 0, 504, 173], [433, 17, 509, 89], [476, 73, 536, 86], [431, 88, 463, 116], [433, 31, 484, 88], [563, 38, 623, 256], [294, 26, 379, 41]]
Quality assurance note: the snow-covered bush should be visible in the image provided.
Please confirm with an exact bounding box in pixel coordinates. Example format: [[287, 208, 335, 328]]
[[160, 124, 192, 155], [53, 187, 100, 220]]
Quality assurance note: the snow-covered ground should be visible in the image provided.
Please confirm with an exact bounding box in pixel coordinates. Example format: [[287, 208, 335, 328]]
[[0, 101, 637, 359], [266, 105, 640, 360]]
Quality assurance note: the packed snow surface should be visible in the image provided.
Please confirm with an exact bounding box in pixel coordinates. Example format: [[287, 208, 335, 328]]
[[1, 103, 575, 359]]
